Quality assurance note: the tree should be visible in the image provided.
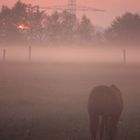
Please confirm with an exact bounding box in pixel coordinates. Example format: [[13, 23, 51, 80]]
[[0, 1, 29, 44], [12, 0, 27, 24], [45, 11, 78, 44], [0, 1, 46, 45], [77, 15, 95, 43], [26, 4, 46, 43], [105, 12, 140, 45], [0, 0, 96, 46], [0, 5, 19, 44], [45, 11, 62, 43], [59, 11, 78, 42]]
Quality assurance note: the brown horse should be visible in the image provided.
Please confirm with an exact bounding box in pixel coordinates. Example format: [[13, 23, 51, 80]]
[[88, 85, 123, 140]]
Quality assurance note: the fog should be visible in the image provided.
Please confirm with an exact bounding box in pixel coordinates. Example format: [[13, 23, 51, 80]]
[[1, 45, 140, 64], [0, 45, 140, 140]]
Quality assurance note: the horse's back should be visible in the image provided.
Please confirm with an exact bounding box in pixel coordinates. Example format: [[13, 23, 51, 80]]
[[88, 85, 123, 117]]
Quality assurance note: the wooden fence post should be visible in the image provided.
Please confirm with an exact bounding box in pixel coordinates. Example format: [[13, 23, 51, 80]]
[[28, 46, 31, 63], [3, 49, 6, 63], [123, 49, 126, 65]]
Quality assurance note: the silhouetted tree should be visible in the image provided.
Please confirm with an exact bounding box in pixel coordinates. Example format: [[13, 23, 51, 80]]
[[77, 15, 95, 44], [0, 1, 29, 44], [0, 5, 21, 44], [26, 4, 46, 43], [45, 11, 78, 44], [0, 1, 46, 45], [0, 0, 98, 46], [60, 11, 78, 42], [12, 0, 27, 24], [44, 11, 61, 43], [105, 12, 140, 45]]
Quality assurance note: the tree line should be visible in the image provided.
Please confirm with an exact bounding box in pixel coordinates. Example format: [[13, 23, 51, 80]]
[[0, 0, 140, 46]]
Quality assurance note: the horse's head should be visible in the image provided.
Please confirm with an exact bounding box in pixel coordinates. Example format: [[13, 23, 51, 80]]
[[110, 84, 122, 95]]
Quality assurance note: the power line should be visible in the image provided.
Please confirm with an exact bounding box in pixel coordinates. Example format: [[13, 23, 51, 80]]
[[40, 0, 105, 15]]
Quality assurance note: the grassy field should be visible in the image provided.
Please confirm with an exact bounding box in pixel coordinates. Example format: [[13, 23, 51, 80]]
[[0, 62, 140, 140]]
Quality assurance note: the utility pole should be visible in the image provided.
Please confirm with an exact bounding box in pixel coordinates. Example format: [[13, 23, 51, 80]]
[[40, 0, 105, 15]]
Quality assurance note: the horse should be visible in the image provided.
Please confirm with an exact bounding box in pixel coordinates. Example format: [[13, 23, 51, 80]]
[[88, 85, 123, 140]]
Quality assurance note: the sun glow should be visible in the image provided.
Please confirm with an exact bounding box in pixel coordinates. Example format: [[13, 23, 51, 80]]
[[17, 24, 29, 30]]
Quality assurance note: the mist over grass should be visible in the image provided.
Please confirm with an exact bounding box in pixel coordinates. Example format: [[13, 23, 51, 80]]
[[0, 60, 140, 140], [0, 1, 140, 139], [0, 45, 140, 65]]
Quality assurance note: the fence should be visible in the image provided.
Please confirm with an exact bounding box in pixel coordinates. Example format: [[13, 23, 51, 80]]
[[0, 46, 138, 65], [0, 46, 32, 63]]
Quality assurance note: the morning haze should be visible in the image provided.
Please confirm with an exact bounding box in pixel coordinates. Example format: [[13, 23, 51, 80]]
[[0, 1, 140, 140], [1, 0, 140, 27]]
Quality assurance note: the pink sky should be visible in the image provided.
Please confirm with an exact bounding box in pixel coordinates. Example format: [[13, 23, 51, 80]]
[[0, 0, 140, 27]]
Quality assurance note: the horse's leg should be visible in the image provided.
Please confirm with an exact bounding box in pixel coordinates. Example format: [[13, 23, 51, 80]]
[[107, 116, 119, 140], [99, 116, 104, 140], [89, 114, 99, 140], [100, 116, 108, 140]]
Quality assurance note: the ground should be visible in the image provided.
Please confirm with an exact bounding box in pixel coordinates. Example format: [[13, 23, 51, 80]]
[[0, 62, 140, 140]]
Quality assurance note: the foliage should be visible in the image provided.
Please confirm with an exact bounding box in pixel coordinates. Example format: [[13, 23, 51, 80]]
[[0, 1, 46, 45], [105, 12, 140, 45], [45, 11, 79, 43], [1, 1, 140, 46], [77, 15, 95, 43], [0, 1, 97, 46], [0, 5, 19, 44]]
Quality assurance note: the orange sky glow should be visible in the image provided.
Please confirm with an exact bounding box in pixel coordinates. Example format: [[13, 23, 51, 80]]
[[0, 0, 140, 27]]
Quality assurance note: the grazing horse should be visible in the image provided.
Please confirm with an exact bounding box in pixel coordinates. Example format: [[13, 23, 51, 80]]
[[88, 85, 123, 140]]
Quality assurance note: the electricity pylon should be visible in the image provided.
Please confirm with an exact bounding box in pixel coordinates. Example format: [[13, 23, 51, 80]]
[[40, 0, 106, 14]]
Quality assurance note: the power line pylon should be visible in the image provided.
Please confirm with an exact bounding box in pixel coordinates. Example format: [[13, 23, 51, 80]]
[[40, 0, 105, 14], [68, 0, 76, 14]]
